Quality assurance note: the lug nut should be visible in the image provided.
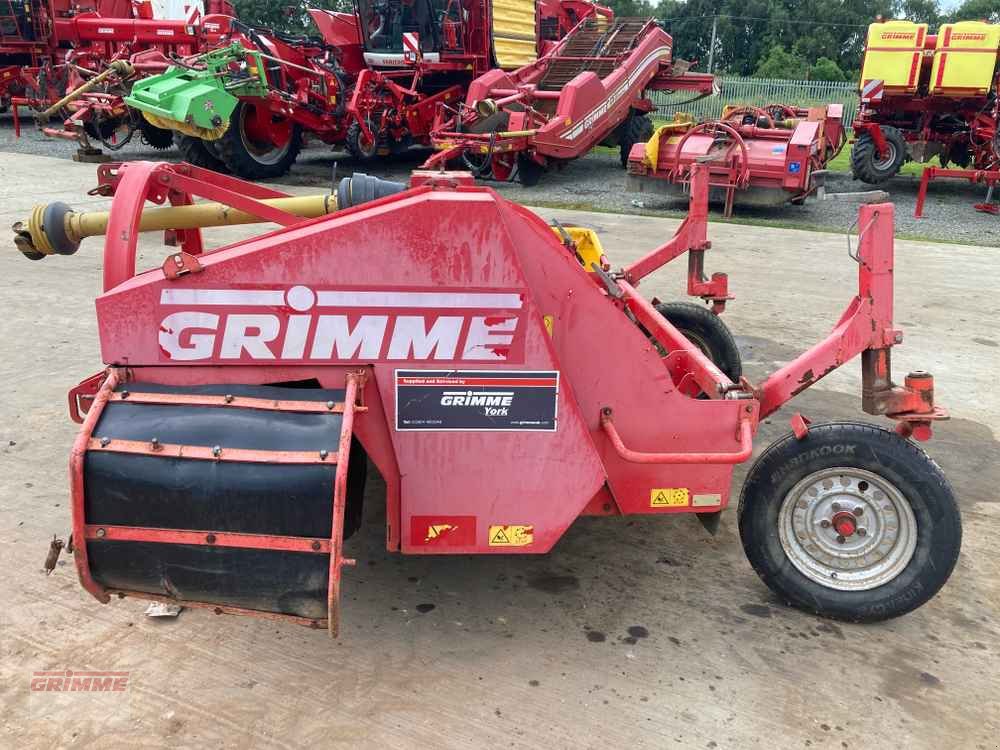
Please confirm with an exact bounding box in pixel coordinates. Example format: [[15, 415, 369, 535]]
[[853, 506, 864, 516], [836, 535, 846, 544], [820, 519, 831, 528], [858, 528, 867, 537], [831, 502, 841, 511]]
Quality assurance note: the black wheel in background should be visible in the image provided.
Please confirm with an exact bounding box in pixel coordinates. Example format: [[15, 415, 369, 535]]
[[619, 112, 654, 167], [516, 154, 545, 186], [176, 134, 229, 173], [850, 126, 906, 184], [218, 101, 302, 179], [654, 301, 742, 386]]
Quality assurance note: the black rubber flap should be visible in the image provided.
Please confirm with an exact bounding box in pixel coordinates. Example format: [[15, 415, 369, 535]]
[[85, 383, 347, 619]]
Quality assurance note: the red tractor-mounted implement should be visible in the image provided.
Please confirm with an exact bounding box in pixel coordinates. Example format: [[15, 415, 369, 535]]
[[121, 0, 605, 179], [626, 103, 847, 216], [15, 161, 959, 635], [6, 0, 235, 158], [851, 18, 1000, 213], [423, 15, 715, 184], [341, 0, 605, 162]]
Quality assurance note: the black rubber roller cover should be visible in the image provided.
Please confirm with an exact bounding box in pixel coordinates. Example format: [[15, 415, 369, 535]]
[[84, 382, 367, 619]]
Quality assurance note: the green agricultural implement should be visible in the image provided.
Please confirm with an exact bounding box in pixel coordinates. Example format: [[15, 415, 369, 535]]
[[126, 43, 269, 141]]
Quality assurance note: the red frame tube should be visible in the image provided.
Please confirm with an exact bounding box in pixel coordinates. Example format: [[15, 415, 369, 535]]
[[601, 408, 754, 464]]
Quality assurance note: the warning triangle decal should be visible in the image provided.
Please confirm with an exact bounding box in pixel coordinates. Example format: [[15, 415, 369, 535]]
[[490, 528, 511, 544]]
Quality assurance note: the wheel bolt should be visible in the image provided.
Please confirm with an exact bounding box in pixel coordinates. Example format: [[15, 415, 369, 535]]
[[836, 535, 846, 544], [853, 506, 864, 516], [820, 519, 831, 528]]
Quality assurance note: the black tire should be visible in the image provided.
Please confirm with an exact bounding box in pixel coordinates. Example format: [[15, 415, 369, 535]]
[[619, 112, 654, 167], [218, 101, 302, 179], [345, 120, 381, 162], [138, 119, 175, 150], [738, 422, 961, 623], [176, 134, 229, 173], [947, 141, 971, 169], [654, 301, 742, 383], [516, 154, 545, 186], [850, 126, 906, 184]]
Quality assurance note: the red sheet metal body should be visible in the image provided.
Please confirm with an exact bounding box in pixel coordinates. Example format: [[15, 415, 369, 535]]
[[59, 161, 944, 631], [627, 104, 846, 216], [425, 17, 715, 177]]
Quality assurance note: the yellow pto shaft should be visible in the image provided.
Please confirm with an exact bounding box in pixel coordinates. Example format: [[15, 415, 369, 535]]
[[13, 194, 338, 260], [35, 60, 136, 126]]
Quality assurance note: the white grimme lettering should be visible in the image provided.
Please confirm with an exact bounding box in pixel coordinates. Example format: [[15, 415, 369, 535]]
[[440, 394, 514, 406], [157, 311, 522, 361], [387, 316, 461, 360], [220, 314, 280, 359], [159, 311, 219, 360], [463, 316, 516, 360], [310, 315, 388, 359]]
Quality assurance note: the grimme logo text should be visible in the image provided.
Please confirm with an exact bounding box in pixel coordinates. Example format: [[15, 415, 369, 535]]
[[440, 390, 515, 416], [31, 670, 130, 692]]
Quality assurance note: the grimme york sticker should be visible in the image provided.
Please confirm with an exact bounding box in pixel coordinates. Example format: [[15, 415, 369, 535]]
[[395, 371, 559, 431]]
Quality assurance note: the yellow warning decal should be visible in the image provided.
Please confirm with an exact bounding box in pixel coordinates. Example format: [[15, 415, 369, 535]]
[[489, 525, 534, 546], [650, 488, 689, 507]]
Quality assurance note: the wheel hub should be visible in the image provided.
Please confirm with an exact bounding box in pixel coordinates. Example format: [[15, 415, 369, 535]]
[[777, 467, 917, 591], [831, 510, 858, 538]]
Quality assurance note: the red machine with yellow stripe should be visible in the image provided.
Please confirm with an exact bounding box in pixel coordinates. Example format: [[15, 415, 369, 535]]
[[626, 104, 846, 216], [851, 18, 1000, 190]]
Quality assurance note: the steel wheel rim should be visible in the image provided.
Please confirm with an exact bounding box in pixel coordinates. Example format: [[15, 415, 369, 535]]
[[874, 141, 897, 171], [238, 106, 292, 166], [778, 467, 917, 592]]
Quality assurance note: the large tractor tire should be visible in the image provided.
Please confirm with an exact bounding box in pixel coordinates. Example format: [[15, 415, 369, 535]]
[[218, 101, 302, 179], [850, 126, 906, 184], [619, 112, 654, 167], [176, 134, 229, 173], [739, 422, 961, 622]]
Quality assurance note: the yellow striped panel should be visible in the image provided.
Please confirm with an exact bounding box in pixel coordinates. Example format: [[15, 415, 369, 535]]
[[493, 0, 537, 70]]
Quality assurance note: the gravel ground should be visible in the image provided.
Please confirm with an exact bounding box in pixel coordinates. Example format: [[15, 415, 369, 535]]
[[4, 111, 998, 246]]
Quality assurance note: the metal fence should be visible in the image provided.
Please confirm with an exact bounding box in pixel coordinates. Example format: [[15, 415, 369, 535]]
[[652, 77, 858, 125]]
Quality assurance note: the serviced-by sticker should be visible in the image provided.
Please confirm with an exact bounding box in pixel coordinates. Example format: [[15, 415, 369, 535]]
[[394, 370, 558, 431]]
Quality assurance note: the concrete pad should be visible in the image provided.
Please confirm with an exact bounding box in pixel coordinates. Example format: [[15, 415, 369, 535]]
[[1, 154, 997, 749]]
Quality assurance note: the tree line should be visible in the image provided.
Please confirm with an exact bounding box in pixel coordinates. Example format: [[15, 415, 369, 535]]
[[230, 0, 1000, 80], [618, 0, 1000, 79]]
